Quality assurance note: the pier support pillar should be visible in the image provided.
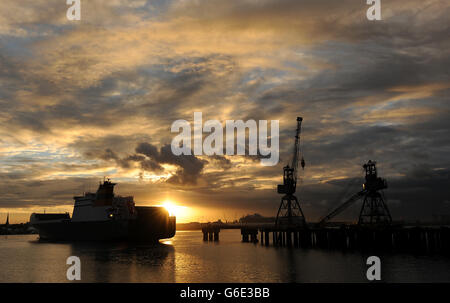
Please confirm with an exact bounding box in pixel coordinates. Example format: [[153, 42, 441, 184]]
[[287, 231, 292, 247], [250, 233, 258, 243]]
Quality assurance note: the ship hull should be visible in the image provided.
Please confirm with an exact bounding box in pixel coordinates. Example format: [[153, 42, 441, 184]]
[[33, 220, 129, 242]]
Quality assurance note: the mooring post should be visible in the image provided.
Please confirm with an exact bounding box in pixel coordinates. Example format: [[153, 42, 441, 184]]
[[214, 231, 219, 242], [265, 231, 270, 246]]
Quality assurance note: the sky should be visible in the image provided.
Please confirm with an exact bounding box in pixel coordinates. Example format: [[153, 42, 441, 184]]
[[0, 0, 449, 223]]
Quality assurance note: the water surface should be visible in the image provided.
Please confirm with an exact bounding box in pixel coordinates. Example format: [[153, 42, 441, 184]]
[[1, 230, 449, 282]]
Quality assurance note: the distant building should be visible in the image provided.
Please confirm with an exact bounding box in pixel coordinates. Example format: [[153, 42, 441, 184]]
[[239, 213, 275, 223], [0, 213, 10, 235]]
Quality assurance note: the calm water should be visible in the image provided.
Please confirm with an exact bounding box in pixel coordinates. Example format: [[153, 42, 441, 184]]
[[0, 230, 449, 282]]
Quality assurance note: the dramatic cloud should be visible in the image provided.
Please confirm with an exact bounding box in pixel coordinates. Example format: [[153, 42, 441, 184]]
[[0, 0, 449, 223], [135, 142, 207, 184]]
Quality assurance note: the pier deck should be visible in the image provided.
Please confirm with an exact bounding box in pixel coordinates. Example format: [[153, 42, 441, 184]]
[[201, 223, 450, 253]]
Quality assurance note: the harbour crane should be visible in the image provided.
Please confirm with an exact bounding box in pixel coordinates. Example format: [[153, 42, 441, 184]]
[[318, 160, 392, 226], [275, 117, 306, 227]]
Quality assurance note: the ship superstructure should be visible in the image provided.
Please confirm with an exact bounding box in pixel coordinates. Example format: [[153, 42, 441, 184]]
[[71, 179, 136, 222]]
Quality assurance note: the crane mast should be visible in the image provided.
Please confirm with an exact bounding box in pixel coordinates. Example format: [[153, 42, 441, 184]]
[[277, 117, 305, 195], [291, 117, 305, 189], [275, 117, 306, 227]]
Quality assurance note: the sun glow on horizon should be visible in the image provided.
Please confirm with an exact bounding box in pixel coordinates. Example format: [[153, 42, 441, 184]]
[[160, 200, 191, 222]]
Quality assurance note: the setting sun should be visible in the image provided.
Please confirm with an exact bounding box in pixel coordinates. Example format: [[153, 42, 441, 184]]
[[161, 200, 189, 219]]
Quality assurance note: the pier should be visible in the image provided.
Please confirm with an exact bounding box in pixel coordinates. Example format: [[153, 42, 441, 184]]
[[256, 225, 450, 253], [241, 227, 259, 243], [200, 223, 450, 254], [202, 224, 220, 242]]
